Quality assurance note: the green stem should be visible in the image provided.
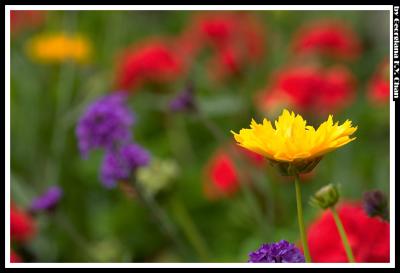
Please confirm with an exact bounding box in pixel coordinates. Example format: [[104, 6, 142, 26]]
[[294, 173, 311, 263], [132, 179, 189, 259], [165, 114, 196, 165], [237, 155, 274, 237], [265, 173, 277, 226], [49, 63, 75, 178], [48, 12, 78, 184], [175, 115, 197, 163], [331, 207, 356, 263], [170, 198, 209, 262], [53, 212, 100, 262], [195, 110, 266, 235]]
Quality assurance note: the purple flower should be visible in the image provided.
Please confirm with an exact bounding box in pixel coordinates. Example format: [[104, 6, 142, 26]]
[[363, 190, 389, 220], [30, 186, 63, 213], [169, 82, 196, 112], [248, 240, 305, 263], [100, 143, 151, 188], [76, 93, 135, 157]]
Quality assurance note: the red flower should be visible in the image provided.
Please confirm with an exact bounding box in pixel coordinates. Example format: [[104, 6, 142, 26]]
[[256, 65, 356, 115], [368, 59, 390, 105], [204, 150, 239, 199], [181, 12, 265, 80], [292, 20, 362, 60], [321, 66, 357, 110], [10, 11, 46, 35], [197, 13, 237, 48], [11, 204, 36, 243], [203, 145, 265, 200], [11, 249, 22, 263], [208, 47, 242, 79], [307, 202, 390, 262], [115, 39, 185, 92]]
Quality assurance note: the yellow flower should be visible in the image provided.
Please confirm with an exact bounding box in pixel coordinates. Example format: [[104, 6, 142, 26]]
[[231, 109, 357, 174], [26, 33, 91, 63]]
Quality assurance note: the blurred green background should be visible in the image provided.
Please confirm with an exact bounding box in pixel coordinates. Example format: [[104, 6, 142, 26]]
[[10, 10, 389, 262]]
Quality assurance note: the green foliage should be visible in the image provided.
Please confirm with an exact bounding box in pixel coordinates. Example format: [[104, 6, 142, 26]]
[[10, 10, 390, 262]]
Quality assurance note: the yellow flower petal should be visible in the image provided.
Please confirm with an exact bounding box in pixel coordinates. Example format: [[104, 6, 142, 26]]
[[26, 33, 91, 64], [231, 109, 357, 163]]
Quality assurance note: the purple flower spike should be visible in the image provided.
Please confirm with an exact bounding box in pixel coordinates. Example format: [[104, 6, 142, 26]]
[[248, 240, 305, 263], [76, 92, 135, 157], [30, 186, 63, 213], [100, 143, 151, 188], [169, 82, 196, 112]]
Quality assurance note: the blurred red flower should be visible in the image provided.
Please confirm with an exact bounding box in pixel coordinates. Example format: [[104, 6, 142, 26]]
[[115, 39, 185, 92], [197, 12, 264, 55], [292, 20, 362, 60], [204, 150, 239, 199], [10, 10, 46, 35], [204, 145, 265, 200], [210, 47, 242, 77], [307, 202, 390, 262], [180, 12, 265, 80], [256, 65, 356, 116], [11, 249, 22, 263], [11, 204, 36, 243], [197, 13, 237, 48], [368, 59, 390, 105]]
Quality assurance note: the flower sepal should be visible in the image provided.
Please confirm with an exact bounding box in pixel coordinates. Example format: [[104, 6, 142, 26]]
[[270, 156, 322, 176]]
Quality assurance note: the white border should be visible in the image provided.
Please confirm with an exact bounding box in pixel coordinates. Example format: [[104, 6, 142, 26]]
[[6, 5, 392, 11], [389, 4, 396, 268], [5, 5, 395, 268], [5, 4, 11, 270]]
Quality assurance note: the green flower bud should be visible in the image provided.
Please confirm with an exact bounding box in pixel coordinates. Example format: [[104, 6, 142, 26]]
[[136, 158, 179, 196], [310, 184, 340, 210]]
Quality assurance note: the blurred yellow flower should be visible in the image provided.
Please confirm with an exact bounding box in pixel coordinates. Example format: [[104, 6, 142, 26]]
[[231, 109, 357, 163], [26, 33, 91, 63]]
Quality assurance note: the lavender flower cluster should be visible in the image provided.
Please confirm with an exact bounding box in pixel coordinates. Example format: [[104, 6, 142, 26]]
[[101, 144, 150, 188], [248, 240, 305, 263], [76, 93, 135, 157], [76, 92, 150, 188]]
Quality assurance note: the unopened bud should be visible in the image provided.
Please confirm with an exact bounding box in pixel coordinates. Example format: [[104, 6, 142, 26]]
[[310, 184, 340, 210]]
